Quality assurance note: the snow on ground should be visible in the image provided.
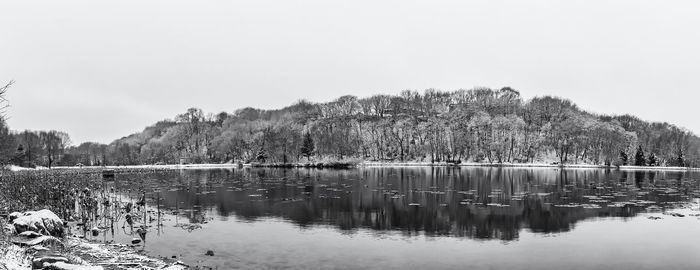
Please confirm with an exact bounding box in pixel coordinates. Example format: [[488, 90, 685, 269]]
[[4, 165, 49, 172], [66, 237, 177, 269], [52, 163, 241, 170], [0, 244, 32, 270]]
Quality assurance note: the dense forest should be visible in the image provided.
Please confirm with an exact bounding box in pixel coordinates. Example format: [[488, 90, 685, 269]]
[[1, 87, 699, 168]]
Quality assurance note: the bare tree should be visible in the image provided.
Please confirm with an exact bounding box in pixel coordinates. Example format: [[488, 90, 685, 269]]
[[0, 80, 13, 120]]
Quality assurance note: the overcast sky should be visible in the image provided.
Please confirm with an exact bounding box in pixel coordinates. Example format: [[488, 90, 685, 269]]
[[1, 0, 699, 144]]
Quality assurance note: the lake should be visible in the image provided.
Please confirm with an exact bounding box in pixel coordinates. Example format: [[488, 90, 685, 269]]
[[83, 167, 700, 269]]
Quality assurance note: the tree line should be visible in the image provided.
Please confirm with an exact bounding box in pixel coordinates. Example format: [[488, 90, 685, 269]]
[[2, 87, 699, 167]]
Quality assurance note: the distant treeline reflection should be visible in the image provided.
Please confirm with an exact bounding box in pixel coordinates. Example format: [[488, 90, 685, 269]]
[[114, 168, 699, 241]]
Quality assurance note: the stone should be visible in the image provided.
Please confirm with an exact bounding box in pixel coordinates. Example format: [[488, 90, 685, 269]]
[[11, 209, 65, 237], [161, 264, 187, 270], [19, 231, 42, 238], [8, 212, 22, 222], [205, 250, 214, 256], [12, 235, 63, 248], [31, 255, 70, 269], [43, 262, 104, 270], [131, 238, 141, 244], [29, 246, 51, 252], [667, 212, 685, 217]]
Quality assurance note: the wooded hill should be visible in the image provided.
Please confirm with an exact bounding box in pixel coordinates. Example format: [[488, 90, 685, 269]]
[[5, 87, 700, 167]]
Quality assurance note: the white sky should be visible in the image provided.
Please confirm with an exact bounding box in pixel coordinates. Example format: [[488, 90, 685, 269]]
[[1, 0, 699, 144]]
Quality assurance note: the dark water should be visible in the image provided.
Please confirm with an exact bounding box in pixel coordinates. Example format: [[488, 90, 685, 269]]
[[92, 167, 700, 269]]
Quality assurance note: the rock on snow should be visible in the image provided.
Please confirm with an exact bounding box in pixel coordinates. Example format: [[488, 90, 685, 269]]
[[43, 262, 104, 270], [10, 209, 65, 237]]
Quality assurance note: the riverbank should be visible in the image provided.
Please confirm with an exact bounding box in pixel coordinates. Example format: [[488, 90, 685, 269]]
[[53, 163, 240, 170], [361, 161, 699, 171], [5, 162, 698, 172]]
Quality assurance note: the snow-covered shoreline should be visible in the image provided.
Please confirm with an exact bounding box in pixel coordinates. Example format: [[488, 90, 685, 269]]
[[361, 162, 699, 171], [52, 163, 241, 170], [0, 236, 187, 270], [6, 162, 698, 172]]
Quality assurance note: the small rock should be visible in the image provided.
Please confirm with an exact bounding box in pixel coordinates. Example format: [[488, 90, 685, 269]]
[[29, 246, 50, 251], [12, 235, 63, 247], [44, 262, 104, 270], [91, 227, 100, 237], [8, 212, 22, 222], [163, 262, 188, 270], [19, 231, 42, 238], [205, 250, 215, 256], [131, 238, 142, 244], [32, 256, 70, 269], [647, 216, 663, 220]]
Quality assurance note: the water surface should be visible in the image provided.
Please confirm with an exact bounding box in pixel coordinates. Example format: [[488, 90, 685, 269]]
[[88, 167, 700, 269]]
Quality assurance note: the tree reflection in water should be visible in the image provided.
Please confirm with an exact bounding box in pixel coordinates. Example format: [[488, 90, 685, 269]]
[[112, 167, 700, 241]]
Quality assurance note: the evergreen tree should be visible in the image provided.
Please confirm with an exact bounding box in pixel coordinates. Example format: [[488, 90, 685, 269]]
[[634, 146, 646, 166], [647, 153, 657, 166], [300, 132, 315, 161], [11, 144, 25, 166], [256, 148, 267, 163], [0, 119, 16, 164], [676, 150, 685, 167], [619, 151, 628, 166]]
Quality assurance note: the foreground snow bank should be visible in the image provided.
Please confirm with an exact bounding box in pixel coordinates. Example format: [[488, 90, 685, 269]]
[[1, 209, 185, 269], [66, 238, 187, 269]]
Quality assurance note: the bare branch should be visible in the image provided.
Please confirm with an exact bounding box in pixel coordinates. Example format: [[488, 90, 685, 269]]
[[0, 80, 13, 95], [0, 80, 13, 120]]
